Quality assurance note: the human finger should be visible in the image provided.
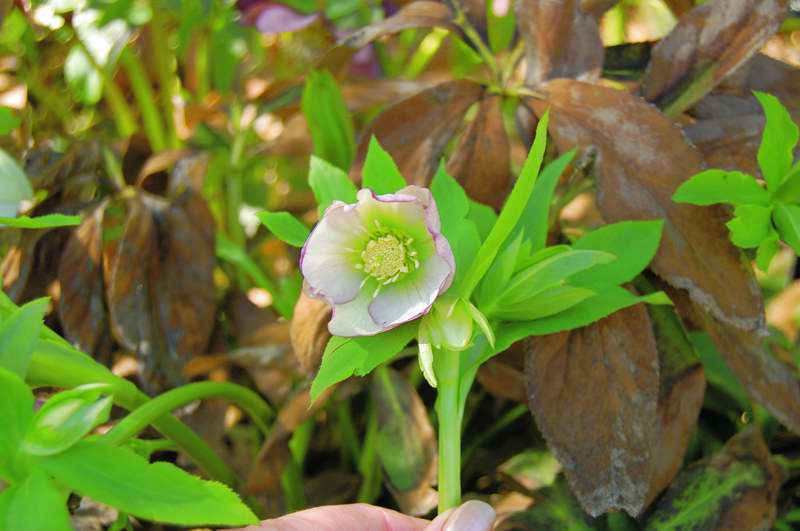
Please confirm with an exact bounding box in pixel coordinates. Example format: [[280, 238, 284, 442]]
[[235, 503, 430, 531]]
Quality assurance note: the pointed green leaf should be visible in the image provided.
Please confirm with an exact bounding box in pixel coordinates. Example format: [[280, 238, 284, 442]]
[[0, 214, 81, 229], [493, 285, 596, 321], [308, 155, 357, 215], [256, 210, 310, 247], [773, 202, 800, 255], [467, 200, 497, 241], [5, 469, 72, 531], [487, 0, 516, 53], [0, 368, 34, 480], [672, 169, 769, 206], [302, 70, 356, 171], [755, 91, 798, 191], [726, 204, 772, 248], [362, 137, 406, 194], [773, 160, 800, 203], [0, 298, 48, 378], [41, 441, 258, 526]]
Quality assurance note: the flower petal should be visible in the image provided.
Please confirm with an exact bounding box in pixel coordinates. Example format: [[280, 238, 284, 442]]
[[368, 252, 452, 328], [328, 287, 386, 337], [300, 202, 366, 304]]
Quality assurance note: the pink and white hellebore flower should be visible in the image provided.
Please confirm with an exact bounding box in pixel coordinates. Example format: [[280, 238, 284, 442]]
[[300, 186, 455, 337]]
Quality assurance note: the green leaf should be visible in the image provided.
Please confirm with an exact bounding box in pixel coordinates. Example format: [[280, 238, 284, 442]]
[[0, 485, 15, 528], [755, 91, 799, 191], [0, 298, 48, 378], [41, 441, 258, 526], [5, 469, 72, 531], [311, 323, 417, 402], [0, 367, 34, 480], [302, 70, 356, 171], [477, 232, 524, 308], [571, 220, 664, 287], [467, 200, 497, 241], [308, 155, 358, 215], [518, 150, 576, 253], [23, 384, 113, 456], [362, 137, 406, 194], [672, 169, 769, 206], [755, 230, 780, 271], [773, 160, 800, 203], [726, 204, 772, 248], [256, 211, 310, 247], [487, 0, 516, 53], [64, 45, 103, 105], [0, 107, 20, 135], [773, 202, 800, 255], [460, 110, 550, 298], [0, 148, 32, 218], [0, 214, 81, 229], [492, 285, 596, 321]]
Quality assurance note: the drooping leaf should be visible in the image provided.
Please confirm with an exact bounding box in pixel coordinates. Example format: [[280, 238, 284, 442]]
[[256, 211, 310, 248], [311, 324, 418, 402], [446, 95, 511, 209], [755, 91, 799, 191], [352, 80, 483, 187], [58, 205, 107, 354], [726, 204, 772, 248], [642, 0, 788, 116], [672, 169, 769, 207], [41, 441, 258, 526], [644, 428, 782, 531], [525, 303, 661, 517], [308, 155, 358, 215], [0, 148, 32, 218], [0, 297, 48, 378], [516, 0, 603, 86], [290, 292, 331, 374], [362, 137, 407, 194], [22, 384, 112, 456], [302, 70, 356, 171], [5, 469, 72, 531], [0, 367, 34, 480]]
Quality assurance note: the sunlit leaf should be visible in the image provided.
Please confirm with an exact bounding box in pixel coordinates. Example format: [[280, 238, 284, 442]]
[[257, 211, 310, 248]]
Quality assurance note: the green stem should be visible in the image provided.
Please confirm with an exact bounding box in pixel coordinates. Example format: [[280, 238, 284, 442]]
[[437, 348, 462, 513], [102, 381, 273, 446], [119, 47, 166, 151], [27, 342, 238, 487], [149, 5, 180, 148], [356, 401, 382, 503], [448, 0, 501, 83], [335, 400, 361, 466], [281, 419, 313, 512], [194, 30, 210, 101]]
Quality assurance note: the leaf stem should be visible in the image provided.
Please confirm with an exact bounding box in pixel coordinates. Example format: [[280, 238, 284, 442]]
[[447, 0, 502, 83], [437, 348, 462, 513], [119, 47, 166, 151], [102, 381, 273, 445]]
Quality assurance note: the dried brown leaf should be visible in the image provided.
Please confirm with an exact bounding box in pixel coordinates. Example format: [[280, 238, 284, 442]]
[[447, 95, 511, 209], [290, 291, 331, 374], [580, 0, 619, 19], [524, 304, 660, 517], [517, 0, 603, 87], [477, 348, 527, 404], [58, 204, 107, 354], [352, 80, 484, 186], [642, 0, 788, 115]]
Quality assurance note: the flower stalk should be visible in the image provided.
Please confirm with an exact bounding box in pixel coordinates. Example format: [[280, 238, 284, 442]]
[[436, 347, 462, 512]]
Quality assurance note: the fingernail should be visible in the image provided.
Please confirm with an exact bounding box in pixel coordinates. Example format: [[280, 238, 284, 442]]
[[443, 500, 496, 531]]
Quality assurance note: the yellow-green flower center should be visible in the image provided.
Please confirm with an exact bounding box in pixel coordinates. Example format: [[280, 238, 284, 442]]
[[359, 233, 419, 284]]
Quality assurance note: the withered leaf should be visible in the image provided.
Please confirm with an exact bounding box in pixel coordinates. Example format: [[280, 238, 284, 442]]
[[517, 0, 603, 87], [290, 291, 331, 374], [447, 94, 511, 210], [1, 229, 45, 302], [644, 302, 705, 506], [580, 0, 619, 19], [58, 204, 107, 354], [644, 428, 783, 531], [684, 113, 766, 176], [477, 348, 528, 404], [527, 79, 800, 433], [642, 0, 788, 115], [524, 303, 660, 517], [372, 367, 438, 516], [352, 80, 484, 186]]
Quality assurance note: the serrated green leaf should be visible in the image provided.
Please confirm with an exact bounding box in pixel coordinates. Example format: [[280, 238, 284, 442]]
[[726, 204, 772, 248], [0, 367, 34, 480], [23, 384, 113, 456], [571, 220, 664, 287], [0, 298, 48, 378], [773, 202, 800, 255], [672, 169, 769, 206], [755, 91, 799, 191], [308, 155, 357, 215], [0, 148, 32, 218], [362, 137, 406, 194], [41, 441, 258, 526], [256, 211, 310, 247], [756, 230, 780, 271], [5, 469, 72, 531], [0, 214, 81, 229], [302, 70, 356, 171], [311, 323, 417, 402], [492, 285, 596, 321]]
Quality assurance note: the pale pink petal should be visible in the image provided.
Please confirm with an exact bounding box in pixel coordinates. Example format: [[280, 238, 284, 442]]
[[300, 201, 365, 304], [254, 5, 318, 35], [328, 288, 385, 337], [368, 252, 452, 328]]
